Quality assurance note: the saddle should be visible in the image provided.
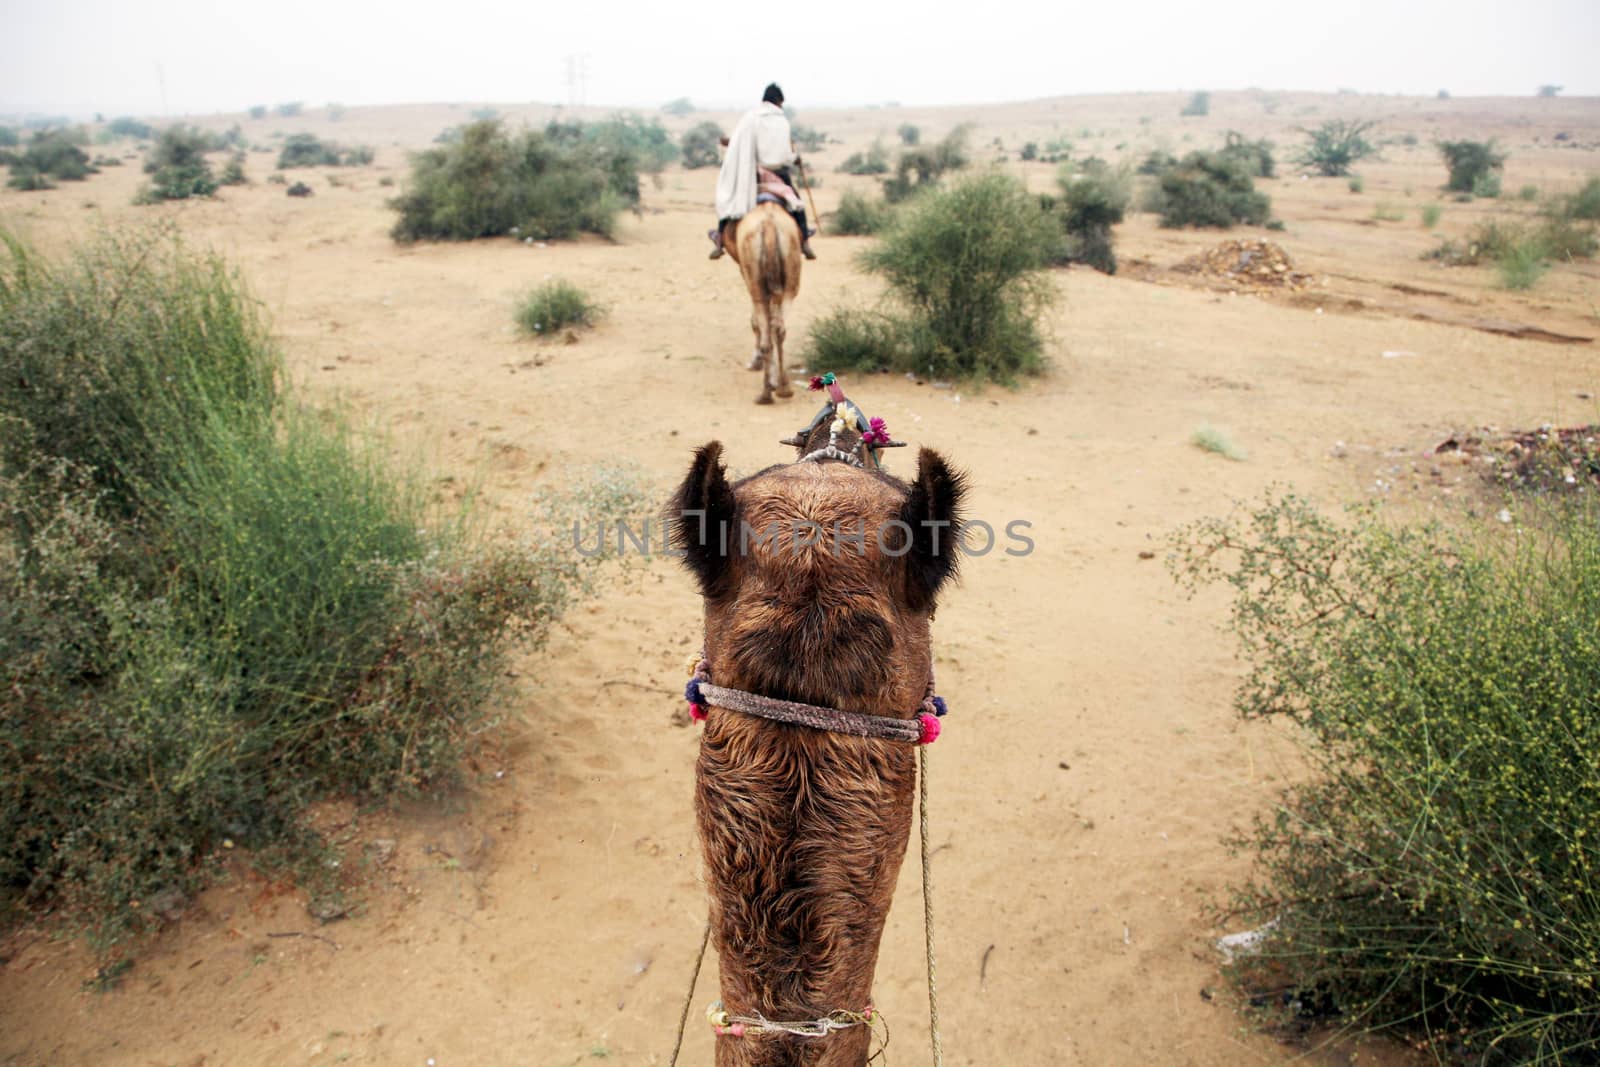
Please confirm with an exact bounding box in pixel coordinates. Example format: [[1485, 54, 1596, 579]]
[[755, 167, 803, 212]]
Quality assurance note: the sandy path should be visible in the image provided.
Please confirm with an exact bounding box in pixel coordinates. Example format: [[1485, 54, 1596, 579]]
[[1, 91, 1597, 1065]]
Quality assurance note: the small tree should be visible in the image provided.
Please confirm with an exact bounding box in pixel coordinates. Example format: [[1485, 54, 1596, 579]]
[[680, 122, 724, 169], [882, 125, 970, 202], [1154, 151, 1270, 228], [1537, 84, 1563, 97], [1439, 140, 1506, 194], [838, 141, 890, 175], [1296, 118, 1378, 176], [662, 97, 695, 116], [898, 123, 920, 146], [1219, 131, 1275, 178], [137, 126, 218, 202], [1181, 91, 1210, 117]]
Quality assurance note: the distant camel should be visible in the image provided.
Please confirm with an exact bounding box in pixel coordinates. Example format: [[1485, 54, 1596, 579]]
[[672, 389, 964, 1065], [721, 202, 802, 404]]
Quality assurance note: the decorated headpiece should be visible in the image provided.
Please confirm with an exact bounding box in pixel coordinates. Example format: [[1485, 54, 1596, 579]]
[[778, 372, 905, 469]]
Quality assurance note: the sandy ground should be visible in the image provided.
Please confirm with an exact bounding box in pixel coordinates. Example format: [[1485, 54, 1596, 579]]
[[2, 90, 1598, 1066]]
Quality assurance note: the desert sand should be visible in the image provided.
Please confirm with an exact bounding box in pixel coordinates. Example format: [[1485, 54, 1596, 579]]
[[1, 90, 1598, 1065]]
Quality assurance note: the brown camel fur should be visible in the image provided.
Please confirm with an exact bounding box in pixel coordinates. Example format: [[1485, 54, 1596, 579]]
[[721, 202, 802, 405], [672, 433, 966, 1067]]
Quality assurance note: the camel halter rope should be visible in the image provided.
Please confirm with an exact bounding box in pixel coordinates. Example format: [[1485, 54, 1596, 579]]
[[667, 653, 947, 1066]]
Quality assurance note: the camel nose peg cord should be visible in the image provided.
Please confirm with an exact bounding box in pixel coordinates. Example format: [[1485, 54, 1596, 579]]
[[667, 659, 948, 1066]]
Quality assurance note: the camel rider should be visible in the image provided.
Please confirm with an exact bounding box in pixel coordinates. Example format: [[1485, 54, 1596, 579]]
[[708, 83, 816, 261]]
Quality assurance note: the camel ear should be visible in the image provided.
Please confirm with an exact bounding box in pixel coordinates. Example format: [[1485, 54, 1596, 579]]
[[670, 442, 738, 597], [899, 448, 967, 613]]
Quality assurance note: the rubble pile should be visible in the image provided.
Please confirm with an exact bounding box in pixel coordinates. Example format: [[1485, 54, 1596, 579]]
[[1173, 239, 1313, 291]]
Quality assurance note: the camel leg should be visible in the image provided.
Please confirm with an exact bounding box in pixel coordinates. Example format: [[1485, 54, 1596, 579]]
[[753, 300, 774, 405], [771, 299, 792, 398]]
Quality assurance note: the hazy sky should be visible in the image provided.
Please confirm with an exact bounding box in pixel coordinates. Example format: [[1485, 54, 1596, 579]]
[[3, 0, 1596, 118]]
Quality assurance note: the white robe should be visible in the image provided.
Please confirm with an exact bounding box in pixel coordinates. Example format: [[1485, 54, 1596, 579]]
[[715, 103, 796, 222]]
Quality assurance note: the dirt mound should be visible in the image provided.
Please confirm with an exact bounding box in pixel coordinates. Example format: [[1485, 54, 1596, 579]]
[[1173, 239, 1313, 291]]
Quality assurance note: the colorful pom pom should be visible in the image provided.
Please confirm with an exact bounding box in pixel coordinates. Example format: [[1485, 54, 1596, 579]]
[[931, 694, 948, 717], [861, 416, 891, 446], [917, 712, 941, 744], [809, 375, 825, 391], [690, 703, 707, 723], [685, 678, 703, 705]]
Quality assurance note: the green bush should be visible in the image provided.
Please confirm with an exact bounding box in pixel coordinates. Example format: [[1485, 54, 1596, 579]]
[[1296, 118, 1379, 177], [10, 129, 93, 185], [1047, 167, 1130, 274], [1438, 139, 1506, 193], [0, 229, 639, 951], [662, 97, 695, 117], [1173, 494, 1600, 1063], [515, 279, 603, 337], [105, 116, 153, 140], [389, 119, 636, 242], [898, 123, 920, 146], [1472, 172, 1503, 199], [1153, 151, 1270, 228], [838, 140, 890, 175], [680, 121, 724, 170], [1181, 91, 1210, 117], [1348, 175, 1364, 194], [1518, 184, 1540, 202], [1219, 131, 1275, 178], [792, 124, 827, 152], [583, 114, 678, 172], [829, 188, 894, 235], [277, 132, 341, 167], [1138, 149, 1178, 176], [135, 126, 217, 202], [276, 101, 303, 117], [248, 105, 267, 120], [0, 126, 18, 147], [800, 308, 904, 374], [219, 152, 247, 186], [1420, 203, 1442, 228], [1562, 177, 1600, 221], [860, 171, 1057, 382], [882, 125, 970, 203], [1496, 238, 1549, 289]]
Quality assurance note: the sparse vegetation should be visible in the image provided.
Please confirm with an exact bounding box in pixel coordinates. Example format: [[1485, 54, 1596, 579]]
[[219, 152, 247, 186], [1372, 201, 1404, 222], [1420, 202, 1442, 228], [1296, 118, 1379, 177], [1518, 183, 1540, 202], [6, 128, 94, 189], [248, 105, 267, 120], [0, 229, 642, 951], [389, 119, 640, 243], [1174, 493, 1600, 1063], [104, 116, 153, 141], [838, 141, 890, 176], [1537, 84, 1563, 98], [829, 189, 894, 236], [898, 123, 920, 146], [881, 125, 971, 203], [1190, 424, 1246, 460], [1439, 139, 1506, 194], [1219, 131, 1275, 178], [1348, 176, 1364, 194], [859, 172, 1058, 382], [792, 125, 827, 152], [1181, 91, 1211, 117], [1471, 172, 1502, 199], [515, 279, 603, 337], [662, 97, 695, 117], [1496, 238, 1549, 289], [276, 102, 303, 117], [680, 122, 724, 170], [799, 308, 905, 374], [1046, 166, 1130, 274], [276, 133, 374, 168], [1151, 151, 1271, 228], [135, 126, 217, 202]]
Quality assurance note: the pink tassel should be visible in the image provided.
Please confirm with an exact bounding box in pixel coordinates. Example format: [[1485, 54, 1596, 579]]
[[917, 713, 941, 744], [690, 703, 706, 723]]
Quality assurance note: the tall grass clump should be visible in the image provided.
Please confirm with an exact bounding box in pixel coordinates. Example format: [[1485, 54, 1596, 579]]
[[1152, 151, 1270, 228], [389, 119, 638, 242], [135, 126, 220, 203], [829, 188, 894, 235], [1173, 494, 1600, 1063], [515, 279, 603, 337], [1046, 166, 1130, 273], [1296, 119, 1378, 177], [0, 229, 638, 951], [1420, 202, 1443, 228], [1496, 238, 1550, 289], [859, 171, 1057, 382]]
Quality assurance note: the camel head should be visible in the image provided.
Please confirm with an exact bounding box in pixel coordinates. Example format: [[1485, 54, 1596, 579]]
[[671, 438, 964, 710]]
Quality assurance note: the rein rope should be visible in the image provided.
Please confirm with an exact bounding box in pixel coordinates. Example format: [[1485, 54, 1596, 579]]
[[668, 652, 948, 1065]]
